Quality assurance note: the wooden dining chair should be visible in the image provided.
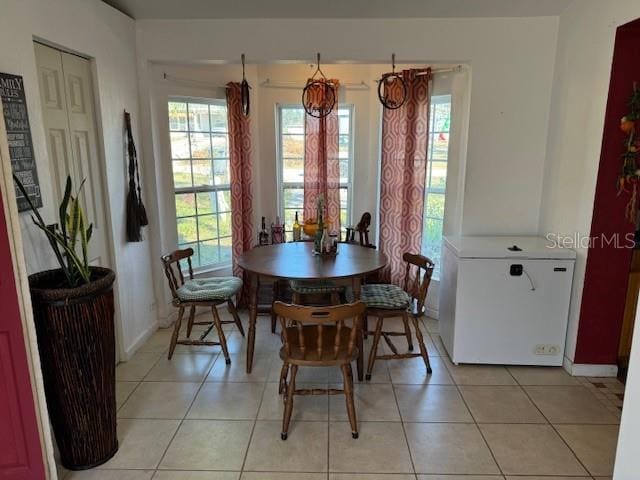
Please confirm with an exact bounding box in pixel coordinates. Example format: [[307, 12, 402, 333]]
[[356, 253, 435, 380], [161, 248, 245, 362], [274, 301, 366, 440]]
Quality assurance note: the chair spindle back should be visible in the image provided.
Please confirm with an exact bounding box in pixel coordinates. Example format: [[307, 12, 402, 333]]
[[274, 302, 366, 361], [161, 248, 195, 300], [402, 253, 435, 314]]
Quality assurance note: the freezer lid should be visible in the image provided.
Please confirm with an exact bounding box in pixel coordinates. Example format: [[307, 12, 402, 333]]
[[443, 236, 576, 259]]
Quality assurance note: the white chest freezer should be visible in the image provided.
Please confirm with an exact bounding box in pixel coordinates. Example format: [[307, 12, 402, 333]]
[[439, 236, 576, 366]]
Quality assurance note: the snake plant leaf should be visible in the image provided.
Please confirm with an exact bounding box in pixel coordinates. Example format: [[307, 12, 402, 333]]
[[86, 223, 93, 243], [59, 176, 71, 243], [67, 195, 81, 250]]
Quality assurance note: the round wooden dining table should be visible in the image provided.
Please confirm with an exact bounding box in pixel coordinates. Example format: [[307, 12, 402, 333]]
[[238, 242, 387, 380]]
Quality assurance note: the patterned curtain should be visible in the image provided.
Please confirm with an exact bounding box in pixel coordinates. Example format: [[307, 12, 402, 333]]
[[379, 69, 431, 286], [303, 80, 341, 233], [226, 83, 254, 280]]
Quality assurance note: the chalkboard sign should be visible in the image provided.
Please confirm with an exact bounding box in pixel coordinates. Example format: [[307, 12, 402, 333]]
[[0, 72, 42, 211]]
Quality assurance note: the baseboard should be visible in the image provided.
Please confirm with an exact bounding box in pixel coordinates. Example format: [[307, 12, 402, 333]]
[[123, 320, 159, 361], [425, 306, 438, 319], [563, 356, 618, 377]]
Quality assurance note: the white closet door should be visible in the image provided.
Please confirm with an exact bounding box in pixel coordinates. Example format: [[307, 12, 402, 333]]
[[35, 42, 110, 268]]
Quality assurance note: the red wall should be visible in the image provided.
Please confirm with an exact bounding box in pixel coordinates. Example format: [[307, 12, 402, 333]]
[[575, 18, 640, 364]]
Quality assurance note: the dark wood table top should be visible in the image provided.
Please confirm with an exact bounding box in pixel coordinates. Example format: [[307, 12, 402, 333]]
[[238, 242, 387, 280]]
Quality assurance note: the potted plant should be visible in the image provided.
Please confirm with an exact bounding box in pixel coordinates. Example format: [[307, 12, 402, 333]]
[[14, 174, 117, 470]]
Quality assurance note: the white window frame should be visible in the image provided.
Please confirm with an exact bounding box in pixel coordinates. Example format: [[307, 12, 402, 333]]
[[168, 96, 232, 271], [275, 104, 354, 232]]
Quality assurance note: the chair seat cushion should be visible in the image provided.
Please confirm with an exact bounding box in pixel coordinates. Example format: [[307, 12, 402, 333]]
[[280, 324, 358, 363], [349, 283, 411, 310], [289, 279, 346, 294], [176, 277, 242, 302]]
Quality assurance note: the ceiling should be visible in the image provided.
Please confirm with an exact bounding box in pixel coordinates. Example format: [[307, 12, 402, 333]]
[[102, 0, 574, 20]]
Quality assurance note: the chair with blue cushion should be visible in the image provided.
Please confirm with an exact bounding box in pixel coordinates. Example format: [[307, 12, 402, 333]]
[[161, 248, 244, 362], [355, 253, 435, 380]]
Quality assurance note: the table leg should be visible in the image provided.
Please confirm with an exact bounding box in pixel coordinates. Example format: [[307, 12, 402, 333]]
[[352, 276, 364, 381], [246, 273, 259, 373]]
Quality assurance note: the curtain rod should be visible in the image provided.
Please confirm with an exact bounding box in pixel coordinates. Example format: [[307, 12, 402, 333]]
[[373, 65, 464, 82], [259, 78, 370, 91]]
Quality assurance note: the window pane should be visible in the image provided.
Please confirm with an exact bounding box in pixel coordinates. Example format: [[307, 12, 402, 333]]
[[283, 158, 304, 183], [213, 160, 230, 185], [177, 217, 197, 244], [430, 162, 447, 190], [169, 99, 231, 269], [175, 193, 196, 218], [198, 214, 218, 240], [281, 108, 304, 134], [192, 160, 213, 186], [168, 102, 187, 130], [283, 187, 304, 209], [190, 133, 211, 158], [426, 193, 445, 218], [339, 134, 350, 159], [339, 159, 349, 183], [218, 212, 231, 237], [170, 132, 189, 159], [433, 103, 451, 131], [422, 217, 444, 277], [340, 187, 348, 210], [282, 134, 304, 158], [172, 160, 192, 188], [210, 104, 228, 132], [217, 190, 231, 212], [196, 191, 216, 215], [200, 240, 219, 265], [188, 103, 210, 132], [339, 115, 350, 134], [340, 209, 347, 229], [219, 237, 232, 263], [431, 132, 449, 160], [212, 134, 228, 158]]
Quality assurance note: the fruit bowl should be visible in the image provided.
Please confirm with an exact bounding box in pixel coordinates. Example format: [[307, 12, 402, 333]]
[[303, 221, 319, 237]]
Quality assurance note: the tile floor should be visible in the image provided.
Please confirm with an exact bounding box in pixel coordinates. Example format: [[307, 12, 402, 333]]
[[58, 310, 622, 480]]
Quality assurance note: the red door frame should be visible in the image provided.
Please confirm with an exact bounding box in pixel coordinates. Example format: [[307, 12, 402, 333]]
[[575, 17, 640, 364], [0, 188, 46, 477]]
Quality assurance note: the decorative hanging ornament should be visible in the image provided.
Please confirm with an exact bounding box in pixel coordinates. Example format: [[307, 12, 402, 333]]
[[377, 54, 407, 110], [240, 53, 250, 117], [302, 53, 336, 118]]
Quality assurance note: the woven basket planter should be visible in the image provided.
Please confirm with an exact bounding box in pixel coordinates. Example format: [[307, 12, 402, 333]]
[[29, 267, 117, 470]]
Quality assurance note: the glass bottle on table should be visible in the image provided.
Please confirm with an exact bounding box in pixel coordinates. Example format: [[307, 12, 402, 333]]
[[315, 211, 325, 253], [320, 226, 329, 254], [292, 211, 302, 242], [259, 216, 269, 246]]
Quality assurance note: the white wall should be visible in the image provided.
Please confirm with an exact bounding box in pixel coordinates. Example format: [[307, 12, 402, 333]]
[[539, 0, 640, 364], [0, 0, 157, 359], [136, 17, 559, 239]]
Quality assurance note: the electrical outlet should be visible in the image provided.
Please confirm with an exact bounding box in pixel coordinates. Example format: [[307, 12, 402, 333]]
[[534, 344, 561, 355]]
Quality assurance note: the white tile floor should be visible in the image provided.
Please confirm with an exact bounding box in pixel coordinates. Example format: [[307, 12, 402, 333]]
[[58, 309, 622, 480]]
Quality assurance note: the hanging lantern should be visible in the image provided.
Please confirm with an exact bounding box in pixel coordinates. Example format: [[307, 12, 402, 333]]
[[302, 53, 336, 118], [240, 53, 250, 116], [377, 54, 407, 110]]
